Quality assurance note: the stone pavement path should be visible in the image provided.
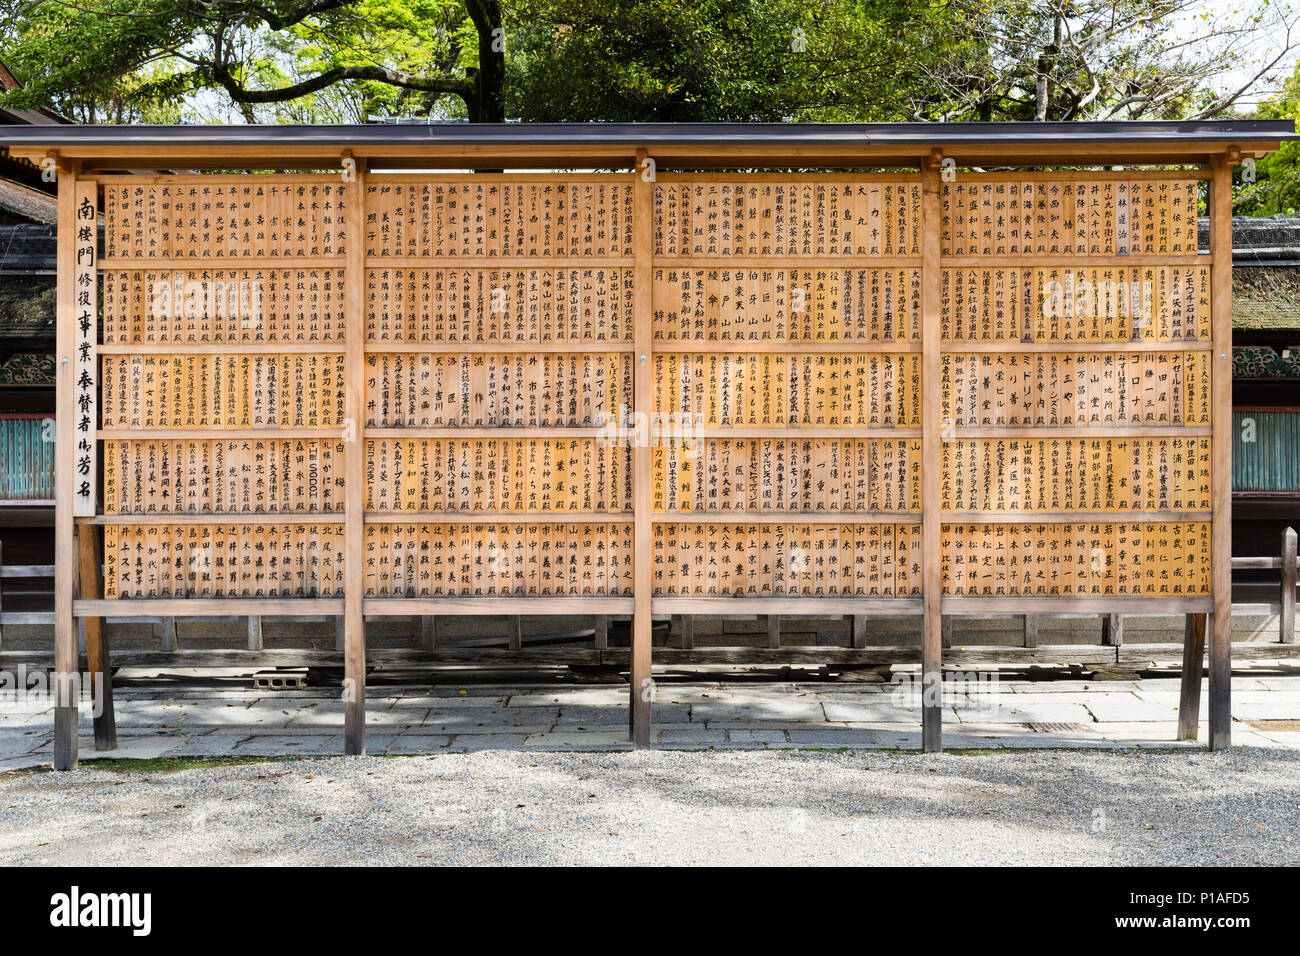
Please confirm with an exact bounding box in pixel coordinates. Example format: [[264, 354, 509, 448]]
[[3, 673, 1300, 770]]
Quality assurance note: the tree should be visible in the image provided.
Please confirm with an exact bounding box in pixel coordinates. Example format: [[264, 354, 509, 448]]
[[1235, 62, 1300, 216], [0, 0, 505, 122], [503, 0, 956, 122], [907, 0, 1300, 122], [1, 0, 1296, 125]]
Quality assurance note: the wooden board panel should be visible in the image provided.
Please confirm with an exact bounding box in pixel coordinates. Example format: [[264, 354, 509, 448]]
[[365, 181, 634, 258], [940, 178, 1198, 257], [363, 352, 631, 428], [653, 438, 921, 514], [366, 267, 634, 343], [104, 180, 345, 259], [653, 267, 922, 342], [101, 354, 346, 428], [103, 268, 346, 344], [940, 437, 1211, 513], [365, 437, 632, 513], [93, 170, 1222, 621], [73, 181, 98, 517], [363, 522, 632, 596], [652, 521, 919, 597], [941, 350, 1210, 428], [941, 265, 1210, 343], [105, 522, 344, 597], [654, 352, 921, 428], [103, 439, 345, 514], [940, 521, 1212, 597], [653, 180, 922, 257]]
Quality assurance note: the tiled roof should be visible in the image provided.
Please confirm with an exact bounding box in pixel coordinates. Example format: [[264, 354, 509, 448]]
[[0, 275, 54, 339]]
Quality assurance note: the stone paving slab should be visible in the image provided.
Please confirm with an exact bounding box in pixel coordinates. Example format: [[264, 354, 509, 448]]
[[4, 676, 1300, 764], [553, 704, 690, 725], [0, 754, 49, 772], [952, 699, 1094, 723], [523, 731, 632, 750], [658, 728, 726, 745], [821, 700, 919, 722], [390, 696, 511, 709], [1252, 729, 1300, 746], [443, 734, 529, 751], [1223, 699, 1300, 721], [0, 730, 46, 754], [507, 689, 630, 707], [689, 698, 826, 722], [999, 681, 1141, 694], [1076, 694, 1183, 722], [232, 735, 346, 756], [386, 735, 453, 754]]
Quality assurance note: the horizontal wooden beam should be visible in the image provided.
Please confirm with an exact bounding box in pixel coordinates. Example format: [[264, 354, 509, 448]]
[[941, 511, 1213, 523], [68, 596, 1223, 618], [942, 596, 1214, 614], [364, 597, 634, 615], [653, 513, 920, 524], [74, 598, 344, 617], [0, 565, 55, 577], [652, 597, 924, 614]]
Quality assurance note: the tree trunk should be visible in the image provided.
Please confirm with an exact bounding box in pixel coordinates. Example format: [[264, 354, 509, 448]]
[[467, 0, 505, 122], [1035, 16, 1063, 121]]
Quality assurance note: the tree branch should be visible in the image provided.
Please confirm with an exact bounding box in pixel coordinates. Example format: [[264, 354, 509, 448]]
[[209, 61, 472, 104]]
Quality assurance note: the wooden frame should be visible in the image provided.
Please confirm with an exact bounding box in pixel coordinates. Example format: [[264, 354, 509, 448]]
[[26, 122, 1291, 767]]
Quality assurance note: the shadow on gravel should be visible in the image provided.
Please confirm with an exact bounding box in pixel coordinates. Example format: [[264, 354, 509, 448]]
[[1, 746, 1298, 865]]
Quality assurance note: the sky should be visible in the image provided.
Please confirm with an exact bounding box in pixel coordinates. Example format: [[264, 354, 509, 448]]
[[1174, 0, 1299, 107]]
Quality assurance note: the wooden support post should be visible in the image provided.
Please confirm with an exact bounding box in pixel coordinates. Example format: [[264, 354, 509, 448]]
[[52, 154, 79, 770], [1282, 527, 1296, 644], [593, 615, 609, 650], [851, 614, 867, 649], [247, 615, 263, 652], [629, 148, 653, 749], [342, 151, 368, 756], [1209, 156, 1234, 750], [160, 617, 177, 652], [1102, 613, 1123, 647], [767, 615, 780, 649], [920, 149, 943, 753], [941, 615, 952, 649], [1022, 614, 1038, 648], [679, 614, 694, 650], [1178, 612, 1207, 741], [77, 525, 115, 751], [507, 615, 522, 651], [421, 616, 436, 651]]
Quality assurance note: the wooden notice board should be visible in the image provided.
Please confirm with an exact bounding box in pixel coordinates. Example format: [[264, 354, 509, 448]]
[[58, 157, 1237, 760], [938, 172, 1212, 608], [650, 174, 924, 611], [93, 173, 639, 607]]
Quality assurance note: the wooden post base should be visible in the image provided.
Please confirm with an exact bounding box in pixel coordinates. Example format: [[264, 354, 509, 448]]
[[53, 704, 78, 770], [1177, 613, 1206, 741]]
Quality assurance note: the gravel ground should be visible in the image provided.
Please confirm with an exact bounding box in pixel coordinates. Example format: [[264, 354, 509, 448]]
[[1, 748, 1297, 866]]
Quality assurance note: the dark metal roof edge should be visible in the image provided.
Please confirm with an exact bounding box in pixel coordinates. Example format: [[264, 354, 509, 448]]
[[1, 119, 1295, 148]]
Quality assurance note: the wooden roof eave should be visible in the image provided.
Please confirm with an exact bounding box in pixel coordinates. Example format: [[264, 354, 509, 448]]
[[6, 139, 1284, 172]]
